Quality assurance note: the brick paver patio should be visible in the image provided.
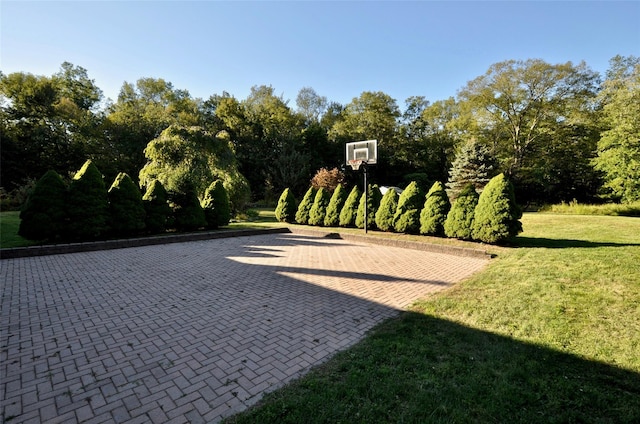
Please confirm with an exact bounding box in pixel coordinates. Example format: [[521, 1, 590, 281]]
[[1, 233, 489, 423]]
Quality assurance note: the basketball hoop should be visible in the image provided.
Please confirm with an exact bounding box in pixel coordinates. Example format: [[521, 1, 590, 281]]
[[348, 159, 363, 171]]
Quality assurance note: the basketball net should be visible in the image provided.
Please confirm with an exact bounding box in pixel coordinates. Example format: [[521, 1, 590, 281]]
[[348, 159, 363, 171]]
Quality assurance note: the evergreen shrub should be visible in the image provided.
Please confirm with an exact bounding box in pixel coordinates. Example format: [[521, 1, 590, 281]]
[[447, 138, 497, 199], [420, 181, 451, 236], [375, 188, 398, 232], [308, 187, 331, 226], [142, 180, 172, 234], [18, 170, 67, 241], [444, 184, 479, 240], [108, 172, 146, 236], [339, 186, 361, 227], [201, 180, 231, 229], [324, 184, 347, 227], [472, 173, 523, 243], [275, 188, 297, 223], [67, 160, 110, 240], [171, 183, 206, 231], [393, 181, 423, 234], [356, 185, 382, 230], [295, 186, 316, 224]]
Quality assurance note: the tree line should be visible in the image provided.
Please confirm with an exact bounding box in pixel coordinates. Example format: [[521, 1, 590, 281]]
[[1, 56, 638, 208]]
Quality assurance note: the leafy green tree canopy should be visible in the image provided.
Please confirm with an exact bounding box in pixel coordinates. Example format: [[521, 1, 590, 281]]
[[139, 125, 250, 212], [593, 55, 640, 202]]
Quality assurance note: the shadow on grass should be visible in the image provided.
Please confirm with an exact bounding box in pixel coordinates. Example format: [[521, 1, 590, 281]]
[[227, 312, 640, 423], [512, 236, 640, 249]]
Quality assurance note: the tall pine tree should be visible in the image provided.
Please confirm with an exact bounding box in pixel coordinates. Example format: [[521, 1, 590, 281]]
[[446, 138, 497, 199]]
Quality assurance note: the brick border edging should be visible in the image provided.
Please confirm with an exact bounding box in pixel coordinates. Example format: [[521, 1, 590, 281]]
[[288, 227, 493, 259], [1, 226, 492, 260], [0, 228, 290, 260]]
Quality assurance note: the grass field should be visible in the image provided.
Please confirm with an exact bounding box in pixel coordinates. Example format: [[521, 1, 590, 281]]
[[0, 211, 38, 248], [225, 213, 640, 423]]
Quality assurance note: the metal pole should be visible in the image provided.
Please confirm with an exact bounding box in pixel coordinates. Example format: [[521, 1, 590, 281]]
[[363, 163, 368, 234]]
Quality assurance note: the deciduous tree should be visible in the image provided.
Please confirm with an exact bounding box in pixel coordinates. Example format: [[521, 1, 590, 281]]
[[593, 55, 640, 202]]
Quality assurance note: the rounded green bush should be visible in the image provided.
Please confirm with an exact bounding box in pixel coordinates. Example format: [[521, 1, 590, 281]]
[[356, 185, 382, 230], [201, 180, 231, 229], [142, 180, 173, 234], [308, 187, 332, 226], [18, 170, 68, 241], [108, 172, 146, 236], [275, 188, 297, 223], [324, 184, 347, 227], [339, 186, 361, 227], [171, 182, 206, 231], [393, 181, 423, 234], [444, 183, 479, 240], [295, 187, 317, 225], [375, 189, 398, 232], [420, 181, 451, 236], [471, 173, 523, 243], [67, 160, 110, 240]]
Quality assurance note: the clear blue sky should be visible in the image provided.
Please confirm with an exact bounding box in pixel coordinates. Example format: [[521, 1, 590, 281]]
[[2, 1, 639, 109]]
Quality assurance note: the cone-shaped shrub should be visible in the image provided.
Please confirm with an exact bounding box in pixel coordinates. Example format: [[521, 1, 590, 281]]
[[275, 188, 297, 223], [295, 186, 316, 224], [67, 160, 109, 240], [142, 180, 172, 234], [324, 184, 347, 227], [339, 185, 361, 227], [471, 173, 523, 243], [375, 188, 398, 232], [420, 181, 451, 236], [18, 170, 68, 241], [444, 184, 479, 240], [308, 187, 331, 226], [393, 181, 423, 234], [356, 184, 382, 230], [171, 182, 206, 231], [108, 173, 146, 237], [201, 180, 231, 229]]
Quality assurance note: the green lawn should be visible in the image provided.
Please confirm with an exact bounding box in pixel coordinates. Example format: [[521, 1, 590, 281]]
[[225, 213, 640, 423], [0, 211, 38, 248]]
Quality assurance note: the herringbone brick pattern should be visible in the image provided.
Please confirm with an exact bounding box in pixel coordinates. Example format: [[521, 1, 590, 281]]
[[1, 233, 488, 423]]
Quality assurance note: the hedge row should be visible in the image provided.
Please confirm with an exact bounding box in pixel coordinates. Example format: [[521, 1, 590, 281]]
[[19, 160, 231, 242], [276, 173, 522, 244]]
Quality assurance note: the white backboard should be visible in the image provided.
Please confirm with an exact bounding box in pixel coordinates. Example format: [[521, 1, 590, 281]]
[[346, 140, 377, 168]]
